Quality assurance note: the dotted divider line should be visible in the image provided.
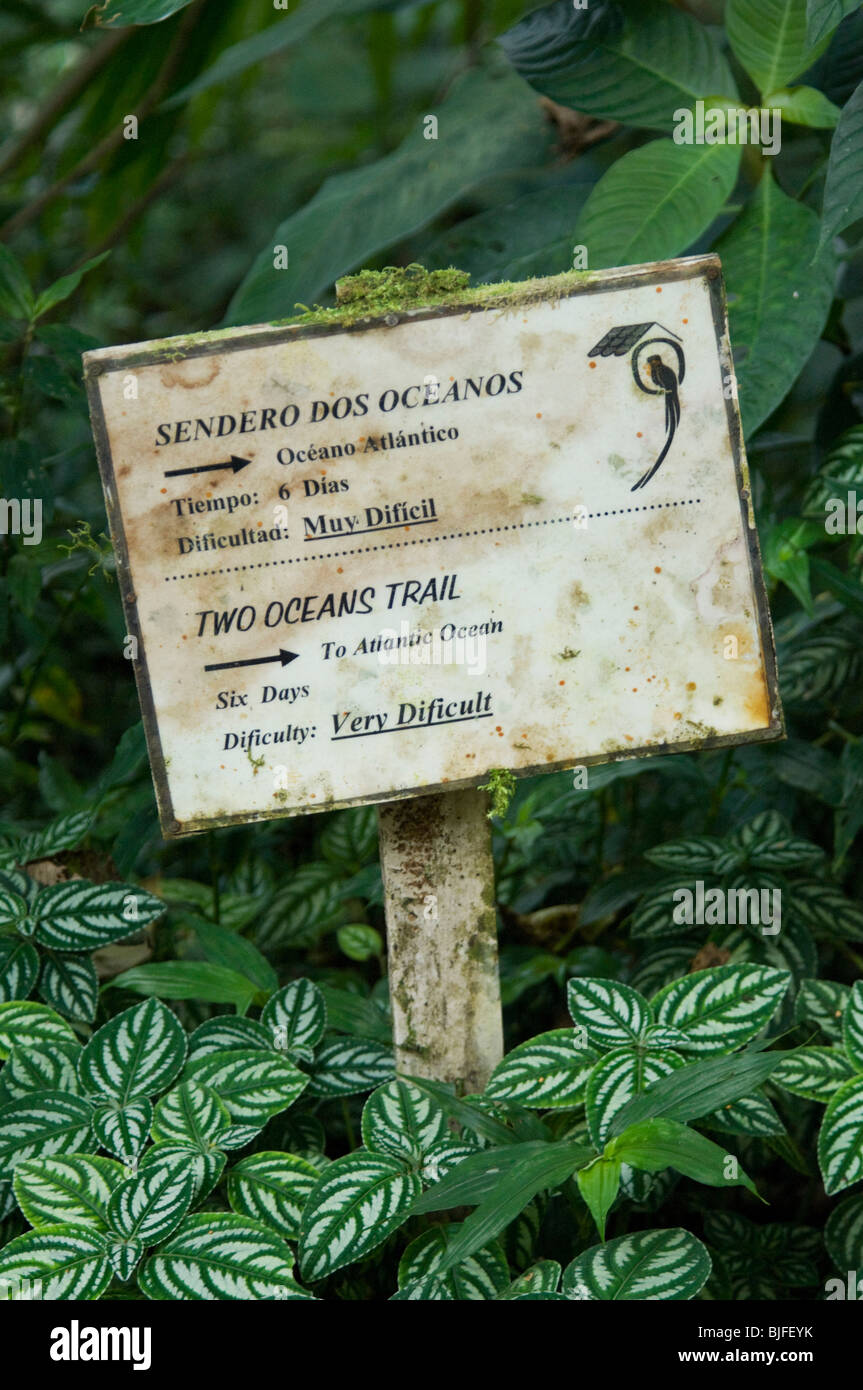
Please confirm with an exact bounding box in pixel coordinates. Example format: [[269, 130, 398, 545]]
[[164, 498, 703, 582]]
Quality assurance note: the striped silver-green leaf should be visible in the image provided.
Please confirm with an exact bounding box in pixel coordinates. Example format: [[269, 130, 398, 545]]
[[0, 1001, 76, 1060], [586, 1047, 685, 1148], [485, 1030, 599, 1109], [0, 1042, 81, 1103], [795, 979, 849, 1042], [185, 1048, 308, 1124], [106, 1236, 144, 1283], [566, 979, 652, 1048], [92, 1100, 152, 1163], [150, 1080, 231, 1150], [219, 1123, 265, 1151], [187, 1016, 270, 1060], [0, 937, 38, 1002], [228, 1151, 321, 1239], [141, 1144, 225, 1204], [773, 1047, 857, 1101], [306, 1038, 395, 1098], [17, 811, 93, 864], [139, 1213, 314, 1300], [13, 1154, 123, 1229], [299, 1150, 420, 1281], [563, 1227, 711, 1301], [394, 1225, 509, 1300], [792, 881, 863, 942], [703, 1092, 785, 1137], [0, 1223, 111, 1299], [842, 980, 863, 1071], [38, 953, 98, 1023], [421, 1138, 482, 1186], [651, 963, 790, 1054], [33, 879, 164, 951], [261, 978, 326, 1061], [643, 837, 731, 874], [361, 1079, 448, 1161], [107, 1157, 196, 1244], [818, 1075, 863, 1194], [0, 1093, 94, 1179], [825, 1193, 863, 1278], [79, 999, 187, 1103], [499, 1259, 562, 1298]]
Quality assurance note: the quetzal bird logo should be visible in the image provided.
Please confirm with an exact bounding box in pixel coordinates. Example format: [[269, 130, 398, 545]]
[[588, 323, 686, 492]]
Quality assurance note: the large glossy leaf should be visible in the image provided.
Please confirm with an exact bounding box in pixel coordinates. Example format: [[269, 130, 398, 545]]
[[819, 80, 863, 251], [0, 1224, 111, 1300], [650, 962, 791, 1054], [574, 139, 740, 270], [562, 1227, 711, 1300], [485, 1030, 599, 1108], [78, 999, 187, 1103], [608, 1117, 759, 1195], [0, 1001, 76, 1060], [228, 1151, 321, 1240], [818, 1075, 863, 1194], [299, 1151, 420, 1281], [0, 1093, 94, 1179], [187, 917, 277, 995], [608, 1049, 793, 1135], [139, 1213, 314, 1300], [13, 1155, 124, 1229], [717, 170, 836, 435], [727, 0, 829, 92], [33, 879, 164, 951], [500, 0, 736, 133], [807, 0, 862, 45], [225, 60, 551, 324], [108, 961, 258, 1009], [420, 182, 591, 285], [184, 1048, 308, 1124], [361, 1078, 448, 1162]]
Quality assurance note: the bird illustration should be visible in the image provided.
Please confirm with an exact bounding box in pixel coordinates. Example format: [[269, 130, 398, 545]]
[[631, 354, 680, 492]]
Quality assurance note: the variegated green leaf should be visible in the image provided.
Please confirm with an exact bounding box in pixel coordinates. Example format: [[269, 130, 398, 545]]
[[792, 881, 863, 941], [825, 1193, 863, 1278], [421, 1138, 482, 1185], [228, 1151, 321, 1239], [261, 978, 327, 1061], [141, 1144, 225, 1203], [38, 952, 98, 1023], [219, 1123, 265, 1151], [0, 1093, 94, 1179], [651, 963, 790, 1053], [106, 1236, 144, 1282], [818, 1075, 863, 1194], [563, 1227, 711, 1301], [150, 1080, 231, 1150], [139, 1213, 314, 1300], [586, 1047, 685, 1147], [499, 1259, 561, 1298], [361, 1079, 448, 1161], [0, 1001, 76, 1060], [299, 1151, 420, 1281], [842, 980, 863, 1071], [566, 978, 652, 1048], [394, 1225, 509, 1300], [13, 1154, 124, 1229], [485, 1030, 599, 1109], [92, 1100, 152, 1163], [306, 1038, 395, 1098], [795, 979, 849, 1042], [0, 938, 39, 1002], [0, 1042, 81, 1103], [0, 1223, 111, 1300], [187, 1016, 270, 1059], [643, 837, 732, 874], [773, 1047, 857, 1101], [79, 999, 187, 1103], [703, 1092, 785, 1137], [17, 811, 93, 864], [33, 879, 164, 951], [185, 1048, 308, 1124], [107, 1157, 196, 1244]]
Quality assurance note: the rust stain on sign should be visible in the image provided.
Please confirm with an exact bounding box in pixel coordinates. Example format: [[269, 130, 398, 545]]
[[84, 256, 782, 838]]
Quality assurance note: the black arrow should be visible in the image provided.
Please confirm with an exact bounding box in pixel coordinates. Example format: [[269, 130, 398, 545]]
[[204, 649, 299, 673], [164, 455, 251, 479]]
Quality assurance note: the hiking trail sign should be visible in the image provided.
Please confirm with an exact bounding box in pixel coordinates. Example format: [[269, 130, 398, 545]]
[[84, 255, 781, 841]]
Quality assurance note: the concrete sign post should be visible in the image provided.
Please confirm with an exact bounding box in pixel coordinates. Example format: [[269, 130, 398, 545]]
[[85, 255, 781, 1091]]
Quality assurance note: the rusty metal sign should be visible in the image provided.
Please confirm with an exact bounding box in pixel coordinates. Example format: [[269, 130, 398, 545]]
[[84, 254, 781, 838]]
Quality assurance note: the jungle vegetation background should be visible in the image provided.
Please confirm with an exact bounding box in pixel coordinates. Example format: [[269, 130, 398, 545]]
[[1, 0, 863, 1301]]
